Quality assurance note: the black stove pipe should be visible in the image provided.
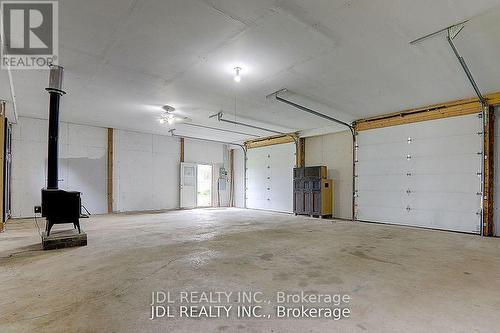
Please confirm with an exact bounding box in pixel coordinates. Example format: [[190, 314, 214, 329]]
[[45, 66, 65, 189], [47, 92, 60, 188]]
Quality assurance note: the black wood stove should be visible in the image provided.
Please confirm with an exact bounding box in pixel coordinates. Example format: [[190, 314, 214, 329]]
[[41, 66, 82, 236]]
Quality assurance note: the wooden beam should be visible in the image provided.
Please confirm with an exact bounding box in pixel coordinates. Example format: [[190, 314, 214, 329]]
[[483, 107, 495, 236], [0, 101, 5, 231], [180, 137, 185, 163], [354, 91, 500, 131], [107, 128, 113, 214], [297, 137, 305, 167], [245, 134, 297, 149], [355, 101, 481, 131]]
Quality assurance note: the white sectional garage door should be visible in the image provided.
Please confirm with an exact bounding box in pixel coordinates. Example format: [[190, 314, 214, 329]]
[[355, 114, 482, 233], [246, 143, 295, 213]]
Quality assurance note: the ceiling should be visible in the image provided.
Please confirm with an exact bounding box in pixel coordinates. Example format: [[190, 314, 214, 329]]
[[2, 0, 500, 142]]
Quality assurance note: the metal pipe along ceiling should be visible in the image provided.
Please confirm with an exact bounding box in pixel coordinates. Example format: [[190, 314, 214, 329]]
[[410, 22, 488, 235], [210, 111, 286, 135], [179, 122, 260, 138], [271, 91, 357, 222], [274, 95, 354, 134], [446, 36, 486, 105], [219, 118, 285, 135]]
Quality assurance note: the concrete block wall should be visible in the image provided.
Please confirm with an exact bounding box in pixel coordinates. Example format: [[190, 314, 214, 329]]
[[305, 130, 353, 220], [233, 148, 246, 208], [12, 117, 108, 217], [183, 138, 230, 207], [112, 129, 180, 212], [12, 117, 234, 218]]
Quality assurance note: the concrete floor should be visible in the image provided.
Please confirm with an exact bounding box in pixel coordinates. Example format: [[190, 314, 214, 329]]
[[1, 208, 499, 332]]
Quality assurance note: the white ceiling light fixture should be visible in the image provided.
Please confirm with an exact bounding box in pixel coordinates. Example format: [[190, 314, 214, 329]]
[[167, 113, 175, 125], [233, 67, 242, 83], [159, 105, 191, 125], [159, 105, 176, 125]]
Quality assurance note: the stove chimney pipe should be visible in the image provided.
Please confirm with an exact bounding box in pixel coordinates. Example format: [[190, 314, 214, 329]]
[[45, 65, 65, 189]]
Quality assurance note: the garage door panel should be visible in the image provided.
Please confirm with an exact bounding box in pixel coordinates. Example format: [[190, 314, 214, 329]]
[[247, 143, 294, 213], [356, 191, 407, 209], [411, 114, 481, 138], [357, 174, 408, 192], [412, 154, 480, 174], [269, 144, 295, 212], [408, 210, 479, 233], [357, 142, 408, 161], [356, 114, 481, 233], [357, 158, 409, 176], [411, 135, 481, 156], [411, 174, 480, 193], [409, 192, 480, 212], [357, 206, 408, 224], [357, 125, 412, 145]]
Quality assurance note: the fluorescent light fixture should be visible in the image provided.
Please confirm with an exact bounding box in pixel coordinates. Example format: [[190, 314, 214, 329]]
[[234, 67, 242, 83]]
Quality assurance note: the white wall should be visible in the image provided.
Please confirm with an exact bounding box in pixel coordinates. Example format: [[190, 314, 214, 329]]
[[233, 148, 245, 208], [305, 130, 353, 220], [12, 117, 240, 216], [184, 139, 230, 207], [113, 129, 180, 212], [112, 134, 231, 212], [12, 117, 108, 218], [184, 139, 223, 164]]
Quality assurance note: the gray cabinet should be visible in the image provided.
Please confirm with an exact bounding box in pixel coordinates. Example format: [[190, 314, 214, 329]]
[[293, 166, 333, 217]]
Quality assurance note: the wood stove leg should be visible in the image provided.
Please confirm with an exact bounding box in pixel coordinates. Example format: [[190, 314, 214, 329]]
[[46, 222, 53, 237]]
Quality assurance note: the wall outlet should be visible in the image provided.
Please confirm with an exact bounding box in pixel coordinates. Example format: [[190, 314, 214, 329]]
[[34, 206, 41, 214]]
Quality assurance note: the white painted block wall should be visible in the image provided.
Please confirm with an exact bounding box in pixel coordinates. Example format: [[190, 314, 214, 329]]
[[112, 129, 180, 212], [494, 106, 500, 236], [184, 139, 230, 207], [12, 117, 108, 217], [112, 132, 231, 212], [12, 117, 240, 217], [233, 148, 246, 208], [305, 130, 353, 220]]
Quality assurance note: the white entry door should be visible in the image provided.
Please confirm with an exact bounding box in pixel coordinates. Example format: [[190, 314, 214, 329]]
[[180, 162, 197, 208]]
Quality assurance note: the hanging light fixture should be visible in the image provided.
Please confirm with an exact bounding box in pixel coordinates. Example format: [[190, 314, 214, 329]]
[[158, 105, 190, 125], [159, 105, 176, 125], [234, 67, 242, 83], [167, 113, 175, 124]]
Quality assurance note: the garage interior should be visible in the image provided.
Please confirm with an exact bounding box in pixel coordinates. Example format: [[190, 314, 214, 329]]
[[1, 1, 500, 332]]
